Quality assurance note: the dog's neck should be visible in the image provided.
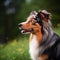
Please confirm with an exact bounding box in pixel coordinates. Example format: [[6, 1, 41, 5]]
[[29, 31, 43, 44], [42, 23, 53, 44], [29, 26, 53, 46]]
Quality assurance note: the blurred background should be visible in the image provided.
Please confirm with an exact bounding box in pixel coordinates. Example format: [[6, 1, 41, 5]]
[[0, 0, 60, 60]]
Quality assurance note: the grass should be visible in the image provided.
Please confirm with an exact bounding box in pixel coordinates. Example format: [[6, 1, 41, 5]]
[[0, 28, 60, 60], [0, 36, 31, 60]]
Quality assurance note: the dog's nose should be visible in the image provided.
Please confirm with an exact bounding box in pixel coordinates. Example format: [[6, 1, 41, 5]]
[[18, 23, 22, 27]]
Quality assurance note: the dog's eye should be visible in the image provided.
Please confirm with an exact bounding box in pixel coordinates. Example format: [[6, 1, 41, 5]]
[[32, 22, 36, 25]]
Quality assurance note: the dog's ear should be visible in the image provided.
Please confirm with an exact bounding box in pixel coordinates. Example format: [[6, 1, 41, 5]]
[[38, 10, 51, 22], [30, 11, 37, 16]]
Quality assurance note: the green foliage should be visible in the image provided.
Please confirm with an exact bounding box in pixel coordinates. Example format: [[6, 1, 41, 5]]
[[0, 37, 30, 60], [53, 27, 60, 36]]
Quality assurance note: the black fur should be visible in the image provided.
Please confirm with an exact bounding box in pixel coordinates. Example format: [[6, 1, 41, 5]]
[[43, 33, 60, 60], [35, 13, 44, 33]]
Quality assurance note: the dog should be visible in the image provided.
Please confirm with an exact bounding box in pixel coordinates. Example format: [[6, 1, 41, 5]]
[[18, 10, 60, 60]]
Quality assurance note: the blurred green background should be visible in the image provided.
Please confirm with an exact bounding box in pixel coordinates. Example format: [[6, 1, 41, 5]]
[[0, 0, 60, 60]]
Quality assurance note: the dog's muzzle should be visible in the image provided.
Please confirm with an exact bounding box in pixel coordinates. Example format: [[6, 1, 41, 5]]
[[18, 23, 33, 34]]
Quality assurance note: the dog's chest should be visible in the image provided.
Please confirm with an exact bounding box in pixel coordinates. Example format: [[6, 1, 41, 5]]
[[29, 35, 40, 60]]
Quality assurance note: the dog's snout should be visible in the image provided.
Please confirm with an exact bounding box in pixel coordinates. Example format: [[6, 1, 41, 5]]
[[18, 23, 22, 27]]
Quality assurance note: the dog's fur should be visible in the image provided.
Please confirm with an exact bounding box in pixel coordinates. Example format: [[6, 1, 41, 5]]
[[18, 10, 60, 60]]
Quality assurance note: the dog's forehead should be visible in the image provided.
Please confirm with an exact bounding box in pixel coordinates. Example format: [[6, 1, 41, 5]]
[[26, 11, 37, 21], [27, 15, 36, 21]]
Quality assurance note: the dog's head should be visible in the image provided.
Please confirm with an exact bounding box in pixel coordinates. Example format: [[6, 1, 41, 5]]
[[18, 10, 51, 34]]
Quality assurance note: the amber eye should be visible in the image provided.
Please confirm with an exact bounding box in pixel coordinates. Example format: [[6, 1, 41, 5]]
[[32, 22, 36, 25]]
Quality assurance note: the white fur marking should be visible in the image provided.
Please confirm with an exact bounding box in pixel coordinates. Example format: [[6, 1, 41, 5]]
[[29, 35, 41, 60]]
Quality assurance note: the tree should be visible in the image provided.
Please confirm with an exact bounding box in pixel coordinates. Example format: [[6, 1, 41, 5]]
[[0, 0, 24, 42]]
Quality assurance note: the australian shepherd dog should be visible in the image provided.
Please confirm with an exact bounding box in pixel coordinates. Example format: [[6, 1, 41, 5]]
[[18, 10, 60, 60]]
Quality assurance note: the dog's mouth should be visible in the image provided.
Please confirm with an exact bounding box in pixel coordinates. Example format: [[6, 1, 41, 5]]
[[19, 27, 33, 34]]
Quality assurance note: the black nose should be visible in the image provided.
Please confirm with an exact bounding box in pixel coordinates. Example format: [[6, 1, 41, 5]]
[[18, 23, 22, 27]]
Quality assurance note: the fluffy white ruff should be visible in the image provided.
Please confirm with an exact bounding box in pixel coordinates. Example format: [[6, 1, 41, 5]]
[[29, 34, 41, 60]]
